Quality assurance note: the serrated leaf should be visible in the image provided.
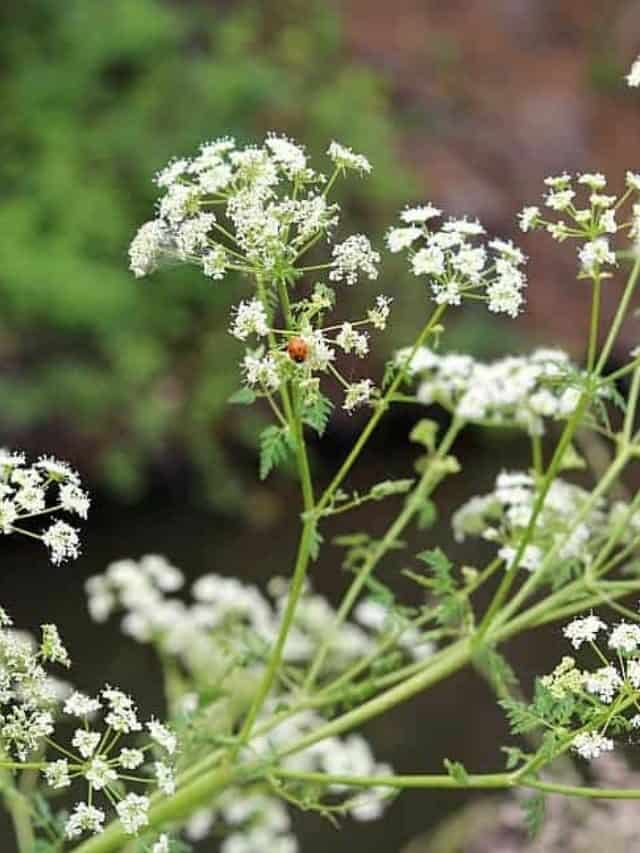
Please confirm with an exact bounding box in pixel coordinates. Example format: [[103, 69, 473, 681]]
[[302, 392, 333, 436], [499, 698, 542, 735], [308, 523, 324, 562], [443, 758, 469, 785], [474, 647, 518, 694], [259, 425, 292, 480]]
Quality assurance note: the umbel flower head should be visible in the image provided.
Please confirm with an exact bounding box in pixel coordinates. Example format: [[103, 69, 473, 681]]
[[387, 207, 528, 316], [518, 171, 640, 275], [0, 449, 89, 564], [129, 135, 391, 414]]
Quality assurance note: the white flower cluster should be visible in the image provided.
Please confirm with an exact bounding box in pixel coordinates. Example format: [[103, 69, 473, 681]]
[[518, 172, 640, 276], [0, 450, 89, 564], [452, 471, 607, 574], [130, 136, 388, 415], [86, 557, 430, 679], [388, 207, 527, 317], [238, 288, 391, 413], [398, 347, 584, 435], [129, 135, 374, 282], [0, 609, 176, 839], [544, 613, 640, 759], [57, 687, 177, 839]]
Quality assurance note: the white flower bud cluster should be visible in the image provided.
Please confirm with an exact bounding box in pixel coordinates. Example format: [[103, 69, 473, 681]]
[[397, 346, 586, 436], [0, 449, 89, 564], [452, 471, 608, 574], [388, 208, 527, 317]]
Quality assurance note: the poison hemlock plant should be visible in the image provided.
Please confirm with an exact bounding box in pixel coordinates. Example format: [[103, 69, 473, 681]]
[[2, 52, 640, 853]]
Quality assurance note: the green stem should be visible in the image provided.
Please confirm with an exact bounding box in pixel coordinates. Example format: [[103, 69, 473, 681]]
[[595, 254, 640, 375], [475, 395, 589, 641], [314, 304, 447, 516], [303, 417, 463, 689], [273, 767, 640, 799], [587, 275, 602, 372]]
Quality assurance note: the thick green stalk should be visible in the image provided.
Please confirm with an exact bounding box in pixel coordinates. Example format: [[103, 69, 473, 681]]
[[303, 417, 463, 689]]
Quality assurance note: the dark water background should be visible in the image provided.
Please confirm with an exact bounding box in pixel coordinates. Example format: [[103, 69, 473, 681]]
[[0, 421, 565, 852]]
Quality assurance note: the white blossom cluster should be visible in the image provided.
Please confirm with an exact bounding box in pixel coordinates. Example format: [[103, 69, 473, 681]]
[[452, 471, 608, 574], [86, 556, 430, 679], [0, 449, 89, 564], [57, 687, 177, 840], [397, 346, 585, 435], [387, 207, 527, 316], [83, 557, 435, 848], [518, 171, 640, 274], [0, 608, 177, 841], [130, 136, 390, 414], [129, 136, 373, 280], [541, 613, 640, 760]]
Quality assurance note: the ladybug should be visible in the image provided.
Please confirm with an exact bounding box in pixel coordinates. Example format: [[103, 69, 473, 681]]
[[286, 336, 309, 363]]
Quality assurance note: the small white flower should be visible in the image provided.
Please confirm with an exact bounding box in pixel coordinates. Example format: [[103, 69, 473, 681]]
[[330, 235, 380, 285], [400, 204, 441, 224], [155, 761, 175, 795], [128, 220, 170, 278], [343, 380, 375, 413], [626, 171, 640, 192], [42, 521, 81, 564], [229, 298, 270, 341], [584, 665, 622, 703], [44, 759, 71, 789], [147, 719, 177, 754], [153, 835, 171, 853], [327, 141, 371, 175], [627, 658, 640, 688], [579, 237, 616, 275], [626, 55, 640, 87], [563, 615, 607, 649], [386, 226, 422, 253], [609, 622, 640, 653], [412, 245, 445, 277], [573, 731, 614, 760], [65, 803, 106, 839], [64, 691, 102, 717], [202, 245, 228, 280], [367, 295, 392, 330], [58, 483, 90, 518], [116, 792, 150, 835], [336, 323, 369, 357], [40, 624, 70, 667], [72, 729, 101, 759], [85, 756, 118, 791], [119, 748, 145, 769]]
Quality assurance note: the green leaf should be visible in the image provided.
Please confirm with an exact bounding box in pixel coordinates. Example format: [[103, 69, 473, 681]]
[[410, 418, 439, 452], [501, 745, 527, 770], [308, 523, 324, 562], [228, 387, 257, 405], [302, 392, 333, 436], [522, 791, 545, 839], [499, 698, 542, 735], [259, 425, 292, 480], [443, 758, 469, 785]]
